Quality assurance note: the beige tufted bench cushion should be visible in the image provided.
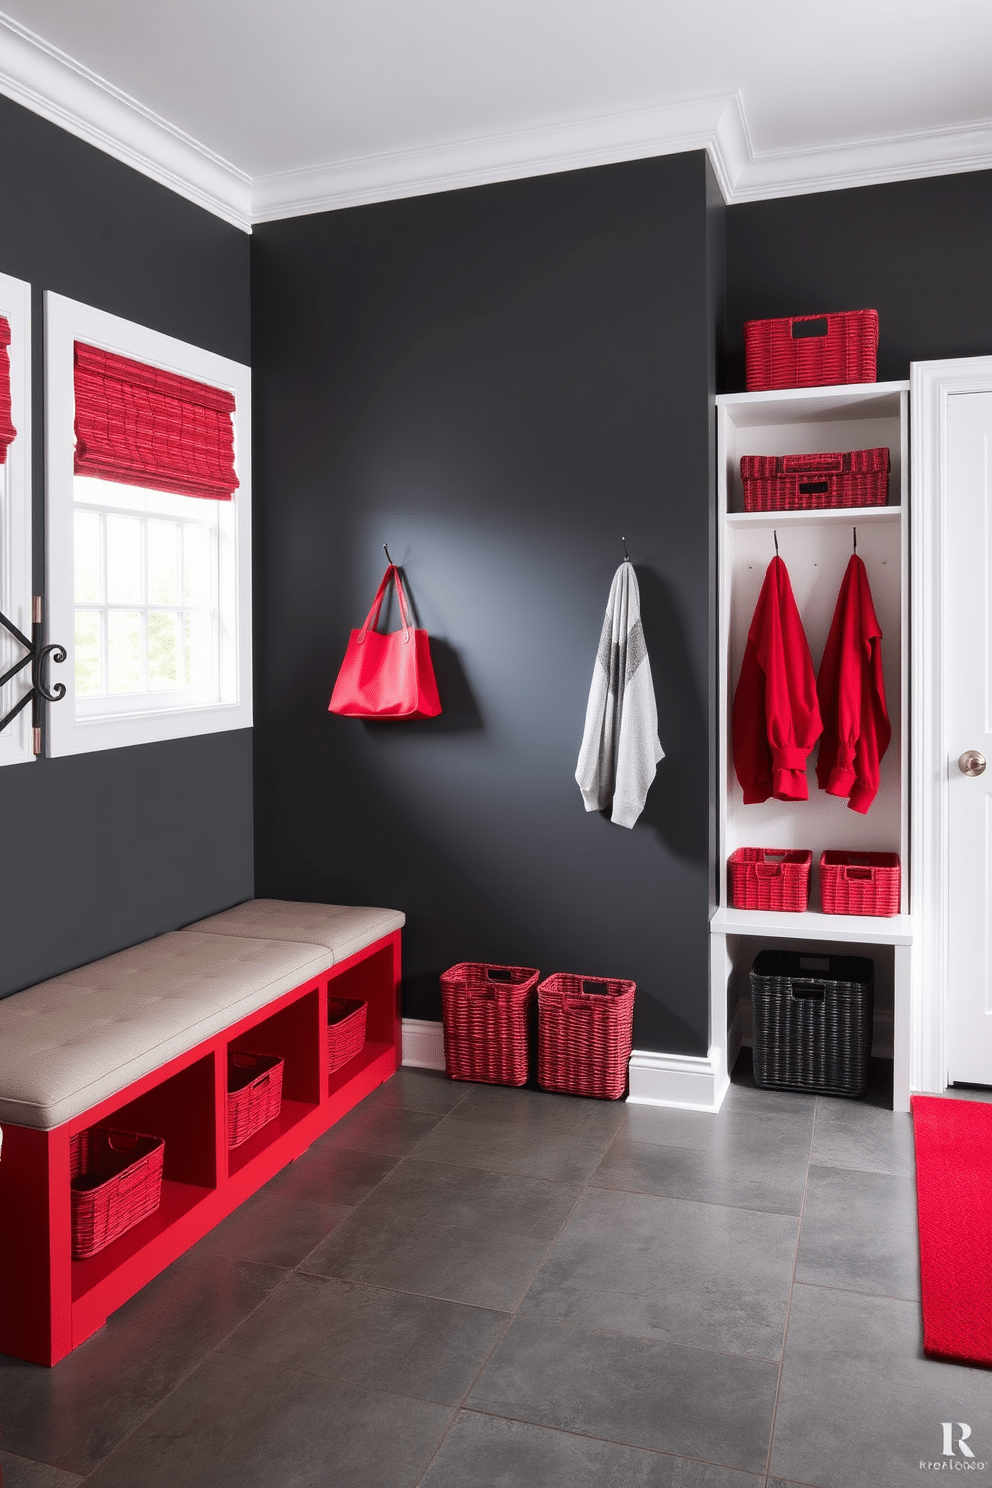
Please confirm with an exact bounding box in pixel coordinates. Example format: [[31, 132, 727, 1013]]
[[0, 900, 405, 1131]]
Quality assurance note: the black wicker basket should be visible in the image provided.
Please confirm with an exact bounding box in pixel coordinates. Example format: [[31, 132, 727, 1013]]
[[750, 950, 874, 1098]]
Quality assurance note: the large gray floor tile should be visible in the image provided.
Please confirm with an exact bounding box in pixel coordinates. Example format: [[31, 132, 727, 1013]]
[[412, 1088, 624, 1182], [811, 1100, 916, 1176], [359, 1067, 472, 1116], [0, 1452, 83, 1488], [521, 1187, 798, 1358], [193, 1185, 353, 1268], [796, 1166, 920, 1299], [592, 1110, 811, 1215], [0, 1253, 285, 1475], [219, 1272, 507, 1404], [81, 1351, 454, 1488], [261, 1141, 399, 1206], [468, 1315, 778, 1475], [310, 1101, 446, 1156], [300, 1158, 579, 1310], [770, 1284, 992, 1488], [420, 1411, 766, 1488]]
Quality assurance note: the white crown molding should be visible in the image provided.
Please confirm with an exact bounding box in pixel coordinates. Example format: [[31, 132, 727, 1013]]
[[251, 93, 748, 223], [1, 11, 991, 230], [733, 116, 992, 204], [0, 11, 252, 231]]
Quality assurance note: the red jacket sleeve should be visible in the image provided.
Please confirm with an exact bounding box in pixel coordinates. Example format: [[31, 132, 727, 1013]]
[[816, 554, 891, 814], [733, 555, 823, 803]]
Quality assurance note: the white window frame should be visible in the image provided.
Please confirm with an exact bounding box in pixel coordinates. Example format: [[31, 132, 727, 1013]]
[[0, 270, 33, 768], [44, 292, 251, 756]]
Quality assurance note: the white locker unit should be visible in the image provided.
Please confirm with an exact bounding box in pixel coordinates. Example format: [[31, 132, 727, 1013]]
[[710, 381, 913, 1112]]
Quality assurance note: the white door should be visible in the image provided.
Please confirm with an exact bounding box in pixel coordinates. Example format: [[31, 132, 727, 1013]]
[[945, 390, 992, 1086]]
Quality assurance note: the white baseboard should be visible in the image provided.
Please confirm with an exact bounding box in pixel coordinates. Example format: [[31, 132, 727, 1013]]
[[401, 1020, 731, 1112], [402, 1018, 445, 1070], [627, 1047, 730, 1112]]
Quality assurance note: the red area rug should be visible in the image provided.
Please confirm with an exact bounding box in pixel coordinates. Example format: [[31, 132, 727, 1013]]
[[912, 1095, 992, 1367]]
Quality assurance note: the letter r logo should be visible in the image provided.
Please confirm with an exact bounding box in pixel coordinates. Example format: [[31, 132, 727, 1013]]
[[942, 1422, 975, 1458]]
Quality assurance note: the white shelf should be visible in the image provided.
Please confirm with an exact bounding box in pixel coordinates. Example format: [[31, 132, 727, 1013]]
[[711, 906, 914, 946], [726, 506, 901, 530], [716, 381, 909, 427]]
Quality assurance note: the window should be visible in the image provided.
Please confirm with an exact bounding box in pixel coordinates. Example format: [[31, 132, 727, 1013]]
[[0, 270, 32, 768], [45, 294, 251, 756]]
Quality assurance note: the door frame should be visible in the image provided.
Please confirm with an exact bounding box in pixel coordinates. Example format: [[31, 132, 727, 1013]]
[[911, 355, 992, 1094]]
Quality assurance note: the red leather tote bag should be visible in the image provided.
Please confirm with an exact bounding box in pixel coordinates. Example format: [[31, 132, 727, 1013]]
[[328, 564, 442, 719]]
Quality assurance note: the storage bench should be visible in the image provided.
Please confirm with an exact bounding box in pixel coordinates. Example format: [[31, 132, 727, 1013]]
[[0, 898, 404, 1365]]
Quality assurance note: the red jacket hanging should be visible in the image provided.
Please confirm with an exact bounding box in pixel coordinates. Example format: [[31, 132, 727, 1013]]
[[816, 553, 890, 814], [733, 555, 822, 803]]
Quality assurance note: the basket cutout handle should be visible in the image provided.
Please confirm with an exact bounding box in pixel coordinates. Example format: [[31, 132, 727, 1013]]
[[107, 1130, 142, 1155], [790, 980, 826, 1001], [754, 863, 783, 878], [798, 481, 830, 496], [252, 1072, 272, 1090], [486, 967, 514, 982], [844, 867, 873, 880], [791, 317, 828, 339]]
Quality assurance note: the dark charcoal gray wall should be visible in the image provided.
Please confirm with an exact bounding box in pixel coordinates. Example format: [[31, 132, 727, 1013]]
[[252, 152, 720, 1054], [725, 169, 992, 390], [0, 94, 253, 998]]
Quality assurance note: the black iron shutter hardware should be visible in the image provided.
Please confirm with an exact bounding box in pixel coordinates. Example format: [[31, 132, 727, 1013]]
[[0, 596, 66, 752]]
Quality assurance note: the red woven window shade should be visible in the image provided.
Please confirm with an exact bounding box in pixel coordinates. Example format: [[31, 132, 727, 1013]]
[[0, 317, 17, 464], [73, 342, 239, 500]]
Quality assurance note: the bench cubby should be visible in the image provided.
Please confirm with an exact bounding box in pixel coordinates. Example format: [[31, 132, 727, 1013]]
[[0, 909, 402, 1366]]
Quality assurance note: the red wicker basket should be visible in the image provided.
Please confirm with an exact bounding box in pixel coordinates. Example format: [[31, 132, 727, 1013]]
[[537, 973, 636, 1101], [740, 447, 889, 512], [70, 1127, 165, 1260], [441, 962, 540, 1086], [728, 848, 812, 912], [327, 997, 367, 1073], [745, 310, 878, 391], [227, 1051, 284, 1148], [820, 851, 901, 916]]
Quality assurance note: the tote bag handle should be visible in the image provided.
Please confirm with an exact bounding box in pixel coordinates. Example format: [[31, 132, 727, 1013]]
[[358, 565, 413, 644]]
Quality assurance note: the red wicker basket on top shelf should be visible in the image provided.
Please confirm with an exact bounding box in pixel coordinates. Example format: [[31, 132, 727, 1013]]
[[820, 851, 901, 917], [537, 973, 636, 1101], [441, 962, 540, 1086], [744, 310, 878, 391], [70, 1127, 165, 1260], [728, 848, 812, 913]]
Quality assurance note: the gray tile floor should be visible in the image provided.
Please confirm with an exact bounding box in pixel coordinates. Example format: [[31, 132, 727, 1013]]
[[1, 1057, 989, 1488]]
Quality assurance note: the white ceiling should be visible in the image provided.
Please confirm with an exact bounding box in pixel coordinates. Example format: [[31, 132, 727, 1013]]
[[0, 1, 990, 231]]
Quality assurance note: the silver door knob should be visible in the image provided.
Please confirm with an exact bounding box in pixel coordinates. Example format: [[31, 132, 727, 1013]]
[[959, 750, 987, 777]]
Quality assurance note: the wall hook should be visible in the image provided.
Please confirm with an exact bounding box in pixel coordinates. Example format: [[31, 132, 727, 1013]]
[[383, 543, 394, 566], [853, 526, 858, 553], [0, 595, 66, 754], [773, 529, 779, 556], [622, 536, 630, 562]]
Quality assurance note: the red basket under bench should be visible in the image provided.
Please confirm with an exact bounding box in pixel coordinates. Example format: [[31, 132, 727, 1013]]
[[441, 962, 540, 1086], [227, 1051, 284, 1149], [70, 1127, 165, 1260], [740, 447, 890, 512], [744, 310, 878, 391], [537, 973, 636, 1101], [327, 997, 367, 1073], [728, 848, 812, 912], [820, 851, 901, 916]]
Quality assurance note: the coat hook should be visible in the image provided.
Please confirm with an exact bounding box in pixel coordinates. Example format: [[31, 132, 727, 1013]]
[[853, 526, 857, 553], [622, 536, 630, 562], [773, 529, 779, 556], [383, 543, 394, 566]]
